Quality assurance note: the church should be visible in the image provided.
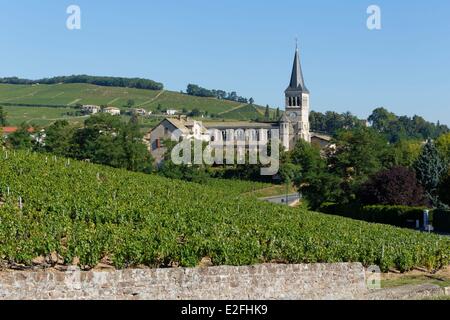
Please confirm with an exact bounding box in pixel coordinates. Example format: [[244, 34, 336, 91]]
[[145, 47, 331, 162]]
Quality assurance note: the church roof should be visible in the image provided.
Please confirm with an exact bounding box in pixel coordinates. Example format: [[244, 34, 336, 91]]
[[286, 48, 309, 94], [280, 113, 289, 123], [311, 132, 332, 142], [203, 121, 278, 130]]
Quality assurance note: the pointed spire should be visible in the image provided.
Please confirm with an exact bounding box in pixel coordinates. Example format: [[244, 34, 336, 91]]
[[286, 44, 309, 94]]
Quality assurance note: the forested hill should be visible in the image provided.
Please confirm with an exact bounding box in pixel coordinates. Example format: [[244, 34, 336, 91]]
[[310, 108, 449, 142], [0, 83, 269, 121], [0, 75, 164, 91]]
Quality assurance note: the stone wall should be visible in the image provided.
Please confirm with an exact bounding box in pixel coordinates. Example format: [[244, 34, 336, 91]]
[[0, 263, 368, 300]]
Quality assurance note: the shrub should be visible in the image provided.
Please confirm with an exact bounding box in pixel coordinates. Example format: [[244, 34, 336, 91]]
[[358, 166, 426, 206], [438, 172, 450, 207], [320, 203, 428, 229], [434, 210, 450, 233]]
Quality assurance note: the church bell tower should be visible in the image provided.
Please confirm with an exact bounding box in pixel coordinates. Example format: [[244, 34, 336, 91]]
[[284, 45, 311, 145]]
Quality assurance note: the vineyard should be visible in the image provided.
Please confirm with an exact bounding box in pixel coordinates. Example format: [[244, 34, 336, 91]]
[[0, 150, 449, 272]]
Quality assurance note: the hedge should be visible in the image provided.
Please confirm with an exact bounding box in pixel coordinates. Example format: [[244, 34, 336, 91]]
[[319, 203, 429, 229], [434, 210, 450, 233]]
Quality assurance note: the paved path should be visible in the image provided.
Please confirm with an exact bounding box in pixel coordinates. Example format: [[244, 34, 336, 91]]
[[259, 193, 300, 206]]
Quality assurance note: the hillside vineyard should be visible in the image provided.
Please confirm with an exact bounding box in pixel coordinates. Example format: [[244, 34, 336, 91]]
[[0, 150, 449, 272]]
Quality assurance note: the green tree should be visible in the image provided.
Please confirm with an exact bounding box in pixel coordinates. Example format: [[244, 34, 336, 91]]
[[7, 124, 33, 150], [189, 109, 202, 117], [368, 107, 397, 133], [436, 133, 450, 164], [414, 140, 447, 207], [249, 97, 255, 105], [329, 127, 389, 203], [70, 114, 152, 173], [300, 171, 343, 210], [291, 139, 325, 178], [44, 120, 76, 156], [287, 140, 336, 209], [264, 105, 270, 121], [0, 106, 7, 126], [158, 139, 211, 183], [386, 139, 422, 168], [275, 108, 280, 120]]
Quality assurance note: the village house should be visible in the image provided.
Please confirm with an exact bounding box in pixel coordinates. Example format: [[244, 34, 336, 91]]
[[103, 107, 121, 116], [81, 105, 101, 114], [132, 108, 149, 116]]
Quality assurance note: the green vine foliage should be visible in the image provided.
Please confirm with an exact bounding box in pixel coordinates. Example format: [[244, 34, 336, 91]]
[[0, 150, 449, 272]]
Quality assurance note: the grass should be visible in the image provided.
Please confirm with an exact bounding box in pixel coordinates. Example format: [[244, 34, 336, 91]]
[[382, 275, 450, 289], [0, 83, 269, 121], [2, 105, 88, 126], [382, 267, 450, 289], [423, 296, 450, 300], [220, 104, 263, 120], [250, 184, 299, 198]]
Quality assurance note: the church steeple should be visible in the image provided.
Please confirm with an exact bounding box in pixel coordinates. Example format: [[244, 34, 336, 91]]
[[283, 43, 311, 147], [286, 46, 309, 94]]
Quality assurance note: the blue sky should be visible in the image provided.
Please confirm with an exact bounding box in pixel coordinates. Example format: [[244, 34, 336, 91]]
[[0, 0, 449, 124]]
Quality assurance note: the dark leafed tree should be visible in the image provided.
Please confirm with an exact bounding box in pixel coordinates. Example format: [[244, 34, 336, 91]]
[[358, 166, 427, 206], [249, 97, 254, 105], [264, 105, 270, 121], [438, 171, 450, 207], [276, 107, 280, 120], [414, 140, 447, 207]]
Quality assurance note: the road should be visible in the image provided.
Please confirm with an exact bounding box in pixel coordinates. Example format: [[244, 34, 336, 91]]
[[259, 193, 301, 206]]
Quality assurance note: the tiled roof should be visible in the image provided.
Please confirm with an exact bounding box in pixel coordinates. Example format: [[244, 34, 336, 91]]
[[1, 127, 34, 134]]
